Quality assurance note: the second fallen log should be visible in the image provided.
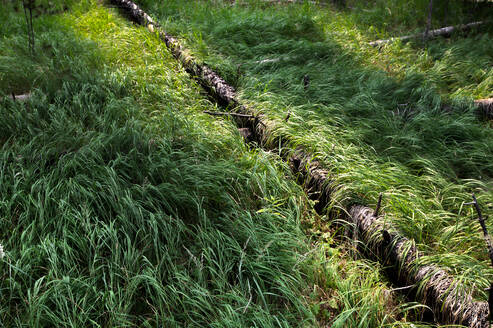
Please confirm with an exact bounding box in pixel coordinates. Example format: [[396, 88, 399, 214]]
[[369, 21, 484, 47]]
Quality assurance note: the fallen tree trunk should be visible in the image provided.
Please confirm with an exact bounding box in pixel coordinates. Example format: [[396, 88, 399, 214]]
[[369, 21, 484, 47], [475, 98, 493, 120], [289, 151, 489, 327], [350, 206, 488, 327], [109, 0, 490, 325]]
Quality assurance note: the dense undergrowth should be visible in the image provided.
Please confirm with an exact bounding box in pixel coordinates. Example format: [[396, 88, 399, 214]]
[[0, 1, 431, 326], [133, 0, 493, 302]]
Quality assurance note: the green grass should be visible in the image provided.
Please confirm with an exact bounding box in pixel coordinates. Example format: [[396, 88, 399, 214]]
[[0, 1, 433, 326], [133, 0, 493, 301]]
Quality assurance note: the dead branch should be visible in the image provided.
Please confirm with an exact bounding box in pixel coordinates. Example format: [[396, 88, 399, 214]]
[[424, 0, 434, 42], [369, 21, 484, 47], [467, 194, 493, 264], [466, 193, 493, 320], [374, 193, 383, 217]]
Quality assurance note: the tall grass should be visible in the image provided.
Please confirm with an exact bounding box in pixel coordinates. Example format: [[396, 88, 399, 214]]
[[134, 0, 493, 301], [0, 1, 431, 326]]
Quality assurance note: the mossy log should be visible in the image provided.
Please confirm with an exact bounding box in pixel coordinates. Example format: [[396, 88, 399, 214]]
[[110, 0, 490, 325]]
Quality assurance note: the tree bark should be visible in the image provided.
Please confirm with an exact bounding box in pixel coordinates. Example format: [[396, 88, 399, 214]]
[[475, 98, 493, 119], [424, 0, 434, 42], [349, 205, 489, 327]]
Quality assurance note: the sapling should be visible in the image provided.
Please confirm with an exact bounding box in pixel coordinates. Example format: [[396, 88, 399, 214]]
[[22, 0, 35, 55]]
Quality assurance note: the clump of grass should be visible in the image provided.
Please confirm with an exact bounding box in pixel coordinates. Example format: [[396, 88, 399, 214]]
[[134, 0, 493, 301]]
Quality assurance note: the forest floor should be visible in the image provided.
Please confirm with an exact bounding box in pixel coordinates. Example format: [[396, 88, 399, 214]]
[[1, 0, 493, 326]]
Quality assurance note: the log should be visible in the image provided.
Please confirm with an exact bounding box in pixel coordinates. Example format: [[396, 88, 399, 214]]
[[369, 21, 484, 47], [110, 0, 490, 325], [475, 98, 493, 120], [350, 205, 489, 327]]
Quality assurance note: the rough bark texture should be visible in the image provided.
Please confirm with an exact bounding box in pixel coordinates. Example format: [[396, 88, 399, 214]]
[[369, 21, 484, 47], [424, 0, 434, 41], [476, 98, 493, 120], [350, 206, 489, 327], [110, 0, 490, 325]]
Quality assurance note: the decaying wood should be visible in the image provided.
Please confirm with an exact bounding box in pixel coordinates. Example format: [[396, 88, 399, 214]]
[[350, 205, 489, 327], [369, 21, 484, 47], [373, 193, 383, 217], [238, 127, 253, 141], [111, 0, 490, 325], [475, 98, 493, 120]]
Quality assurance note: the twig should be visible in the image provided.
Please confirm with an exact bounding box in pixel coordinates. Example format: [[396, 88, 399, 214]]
[[203, 111, 256, 119], [285, 111, 291, 122], [374, 193, 383, 217], [391, 284, 414, 292], [466, 194, 493, 266], [424, 0, 433, 42], [466, 193, 493, 319]]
